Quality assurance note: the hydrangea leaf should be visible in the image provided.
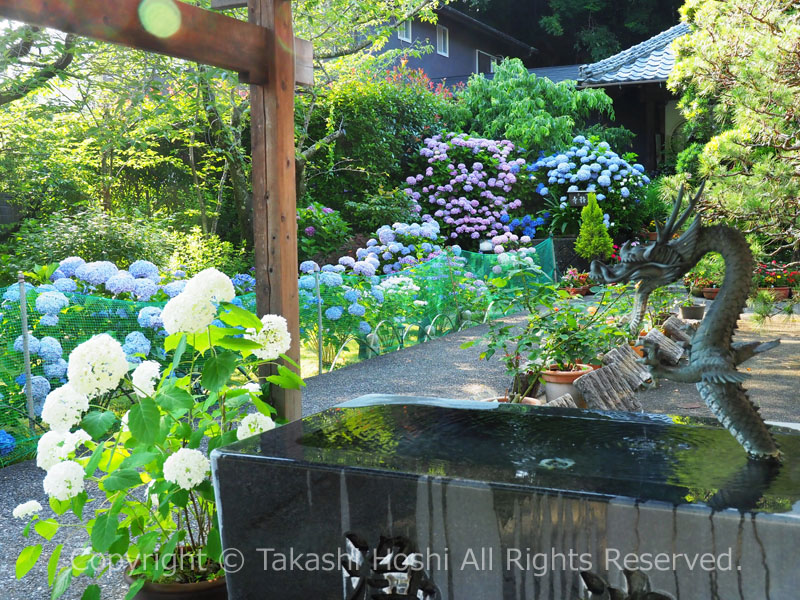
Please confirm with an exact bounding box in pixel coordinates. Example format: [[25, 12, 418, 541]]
[[51, 565, 73, 600], [102, 468, 143, 492], [91, 513, 121, 553], [81, 410, 117, 439], [201, 352, 238, 393], [155, 384, 194, 418], [218, 302, 263, 331], [47, 544, 63, 586], [34, 518, 59, 541], [128, 396, 162, 446], [80, 584, 101, 600], [16, 544, 42, 579]]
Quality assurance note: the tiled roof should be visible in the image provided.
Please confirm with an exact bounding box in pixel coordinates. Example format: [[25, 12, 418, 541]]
[[579, 23, 690, 85], [527, 65, 582, 83]]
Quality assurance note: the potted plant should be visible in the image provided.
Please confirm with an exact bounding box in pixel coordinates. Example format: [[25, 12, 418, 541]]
[[13, 268, 301, 600], [685, 254, 724, 299], [680, 293, 705, 320], [753, 261, 797, 300], [536, 298, 629, 404], [560, 268, 595, 296]]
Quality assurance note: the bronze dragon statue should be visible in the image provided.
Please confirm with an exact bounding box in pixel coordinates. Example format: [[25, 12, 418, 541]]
[[590, 183, 782, 461]]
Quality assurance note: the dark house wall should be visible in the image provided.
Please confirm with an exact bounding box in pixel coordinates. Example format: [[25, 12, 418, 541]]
[[383, 14, 530, 82], [588, 83, 672, 172]]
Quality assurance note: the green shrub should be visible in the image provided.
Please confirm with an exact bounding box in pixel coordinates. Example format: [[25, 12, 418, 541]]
[[299, 64, 454, 217], [0, 209, 175, 281], [297, 202, 351, 262], [575, 194, 614, 260], [167, 227, 251, 276], [342, 187, 417, 235], [451, 58, 616, 155]]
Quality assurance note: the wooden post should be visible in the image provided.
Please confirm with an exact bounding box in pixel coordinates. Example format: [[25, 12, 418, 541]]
[[250, 0, 301, 421]]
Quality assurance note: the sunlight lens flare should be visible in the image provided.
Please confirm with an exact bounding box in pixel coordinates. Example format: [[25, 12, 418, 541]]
[[138, 0, 182, 39]]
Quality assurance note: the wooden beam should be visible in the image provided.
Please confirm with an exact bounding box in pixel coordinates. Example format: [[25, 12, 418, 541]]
[[250, 0, 302, 421], [0, 0, 314, 85], [212, 0, 247, 8]]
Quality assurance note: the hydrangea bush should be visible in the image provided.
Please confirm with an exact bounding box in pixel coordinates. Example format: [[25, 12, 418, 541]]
[[403, 133, 531, 248], [526, 135, 651, 236], [13, 268, 302, 597]]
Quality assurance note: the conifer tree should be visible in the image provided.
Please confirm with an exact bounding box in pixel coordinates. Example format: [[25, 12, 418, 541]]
[[575, 194, 613, 261]]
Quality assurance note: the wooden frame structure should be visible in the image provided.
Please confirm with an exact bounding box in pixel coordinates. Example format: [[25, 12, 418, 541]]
[[0, 0, 310, 420]]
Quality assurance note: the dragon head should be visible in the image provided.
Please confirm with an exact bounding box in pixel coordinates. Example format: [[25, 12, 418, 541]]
[[590, 183, 705, 332]]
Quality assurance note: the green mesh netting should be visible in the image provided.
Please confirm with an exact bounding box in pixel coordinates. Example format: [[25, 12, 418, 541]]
[[0, 239, 555, 467]]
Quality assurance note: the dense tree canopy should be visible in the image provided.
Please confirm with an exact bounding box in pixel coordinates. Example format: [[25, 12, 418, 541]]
[[669, 0, 800, 260]]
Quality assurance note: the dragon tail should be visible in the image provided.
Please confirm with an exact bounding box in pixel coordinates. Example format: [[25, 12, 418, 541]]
[[697, 381, 781, 461]]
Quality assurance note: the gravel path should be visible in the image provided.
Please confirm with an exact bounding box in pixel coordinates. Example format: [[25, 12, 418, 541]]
[[2, 311, 798, 599]]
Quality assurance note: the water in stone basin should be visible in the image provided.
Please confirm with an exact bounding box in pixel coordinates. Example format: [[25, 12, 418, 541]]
[[291, 404, 800, 514]]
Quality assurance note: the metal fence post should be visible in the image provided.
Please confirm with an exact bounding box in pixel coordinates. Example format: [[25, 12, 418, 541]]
[[314, 272, 323, 376], [18, 272, 35, 429]]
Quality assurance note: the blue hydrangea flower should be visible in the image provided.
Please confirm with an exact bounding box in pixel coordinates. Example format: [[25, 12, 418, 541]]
[[162, 280, 187, 298], [231, 297, 244, 308], [343, 289, 361, 303], [358, 321, 372, 335], [596, 194, 606, 201], [35, 291, 69, 316], [129, 260, 160, 280], [53, 278, 77, 293], [347, 303, 366, 317], [75, 261, 118, 285], [319, 272, 343, 287], [30, 375, 51, 407], [133, 278, 158, 301], [37, 284, 57, 293], [0, 430, 15, 457], [299, 275, 317, 290], [299, 261, 320, 274], [138, 306, 164, 329], [59, 256, 85, 278], [105, 272, 137, 295], [339, 256, 356, 268], [3, 282, 35, 303], [231, 273, 256, 292], [621, 187, 630, 198], [51, 269, 66, 281], [324, 306, 343, 321], [597, 175, 611, 188], [123, 331, 151, 363], [371, 288, 385, 303], [44, 358, 68, 380], [14, 334, 40, 355], [40, 315, 60, 327], [38, 337, 63, 363]]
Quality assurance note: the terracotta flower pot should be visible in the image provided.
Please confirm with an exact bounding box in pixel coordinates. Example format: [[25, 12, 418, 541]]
[[680, 305, 705, 320], [758, 287, 790, 300], [646, 231, 658, 241], [124, 565, 227, 600], [542, 364, 591, 406], [701, 287, 720, 300], [565, 285, 590, 296]]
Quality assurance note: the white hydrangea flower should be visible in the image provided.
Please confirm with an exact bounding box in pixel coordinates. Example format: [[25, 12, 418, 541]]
[[245, 315, 291, 361], [40, 384, 89, 432], [36, 430, 90, 471], [236, 412, 275, 441], [67, 334, 128, 398], [12, 500, 43, 520], [161, 293, 216, 335], [241, 382, 262, 396], [163, 448, 209, 490], [131, 361, 161, 398], [43, 460, 85, 501], [183, 268, 235, 303], [120, 410, 130, 432]]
